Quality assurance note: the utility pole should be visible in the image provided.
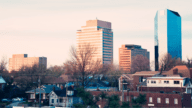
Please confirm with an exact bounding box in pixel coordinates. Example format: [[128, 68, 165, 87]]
[[39, 76, 41, 108], [121, 77, 124, 102]]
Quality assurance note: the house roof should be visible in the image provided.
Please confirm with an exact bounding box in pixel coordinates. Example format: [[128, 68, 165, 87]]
[[26, 85, 61, 94], [161, 65, 190, 77], [0, 76, 6, 84], [120, 74, 133, 80], [133, 71, 160, 76], [52, 86, 77, 97]]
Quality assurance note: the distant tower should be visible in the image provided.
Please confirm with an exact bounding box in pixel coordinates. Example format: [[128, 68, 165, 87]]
[[154, 9, 182, 71], [119, 44, 150, 73], [76, 19, 113, 64]]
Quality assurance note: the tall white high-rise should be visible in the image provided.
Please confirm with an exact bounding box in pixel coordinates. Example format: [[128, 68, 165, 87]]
[[76, 19, 113, 64]]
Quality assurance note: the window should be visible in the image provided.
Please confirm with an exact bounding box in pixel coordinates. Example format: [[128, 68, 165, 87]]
[[126, 96, 129, 101], [120, 96, 122, 101], [157, 97, 161, 103], [174, 98, 178, 104], [164, 81, 169, 84], [139, 77, 143, 82], [52, 99, 54, 103], [30, 94, 35, 99], [165, 98, 169, 104], [174, 81, 180, 84], [57, 99, 58, 103], [149, 97, 152, 103], [43, 93, 46, 99], [151, 81, 156, 84], [60, 99, 63, 102]]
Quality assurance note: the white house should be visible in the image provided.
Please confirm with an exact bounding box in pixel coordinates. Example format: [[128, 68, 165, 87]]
[[48, 86, 83, 107]]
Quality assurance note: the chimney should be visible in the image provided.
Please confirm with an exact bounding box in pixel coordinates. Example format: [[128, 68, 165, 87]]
[[71, 85, 74, 89], [61, 85, 64, 90], [173, 68, 178, 75], [52, 86, 55, 91]]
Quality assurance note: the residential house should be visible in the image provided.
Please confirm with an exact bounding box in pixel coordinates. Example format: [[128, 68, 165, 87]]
[[48, 86, 83, 107], [43, 76, 66, 88], [26, 85, 61, 103], [119, 71, 159, 91], [138, 69, 192, 94], [0, 76, 6, 90], [116, 65, 192, 107]]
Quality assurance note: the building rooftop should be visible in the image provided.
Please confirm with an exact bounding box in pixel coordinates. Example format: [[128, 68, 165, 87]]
[[133, 71, 160, 76], [0, 76, 6, 84], [161, 65, 190, 77], [168, 9, 180, 17], [26, 85, 61, 94]]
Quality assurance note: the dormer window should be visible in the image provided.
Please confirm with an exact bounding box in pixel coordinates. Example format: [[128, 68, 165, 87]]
[[67, 91, 74, 96]]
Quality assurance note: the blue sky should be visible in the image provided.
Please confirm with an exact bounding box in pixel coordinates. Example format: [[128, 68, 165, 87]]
[[0, 0, 192, 70]]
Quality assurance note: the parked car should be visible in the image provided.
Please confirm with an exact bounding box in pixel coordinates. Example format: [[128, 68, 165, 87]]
[[12, 97, 23, 101], [1, 98, 12, 102]]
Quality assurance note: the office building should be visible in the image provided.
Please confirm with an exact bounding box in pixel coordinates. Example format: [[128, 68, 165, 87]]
[[155, 9, 182, 71], [76, 19, 113, 64], [119, 44, 150, 72], [9, 54, 47, 72]]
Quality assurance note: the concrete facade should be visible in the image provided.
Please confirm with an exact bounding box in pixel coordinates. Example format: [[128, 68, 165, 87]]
[[9, 54, 47, 72], [76, 19, 113, 64], [119, 44, 149, 72]]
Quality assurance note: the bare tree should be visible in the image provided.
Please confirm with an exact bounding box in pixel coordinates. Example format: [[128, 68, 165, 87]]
[[131, 55, 150, 73], [159, 53, 183, 71], [0, 57, 7, 74], [14, 64, 47, 90], [47, 65, 65, 77], [105, 64, 122, 87], [64, 43, 104, 88]]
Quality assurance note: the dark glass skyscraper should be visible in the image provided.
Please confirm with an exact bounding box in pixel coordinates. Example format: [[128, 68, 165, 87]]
[[155, 9, 182, 71]]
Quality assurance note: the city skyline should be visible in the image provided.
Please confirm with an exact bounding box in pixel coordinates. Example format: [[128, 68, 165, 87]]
[[0, 0, 192, 70]]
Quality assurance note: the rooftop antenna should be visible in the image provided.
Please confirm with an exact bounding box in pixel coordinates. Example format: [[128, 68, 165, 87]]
[[96, 17, 97, 20]]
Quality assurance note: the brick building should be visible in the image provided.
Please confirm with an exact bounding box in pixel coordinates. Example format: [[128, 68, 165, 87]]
[[9, 54, 47, 72], [119, 71, 159, 91], [119, 44, 150, 72]]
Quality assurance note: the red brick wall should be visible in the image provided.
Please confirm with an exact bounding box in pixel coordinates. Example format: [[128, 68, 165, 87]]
[[90, 91, 191, 108], [125, 91, 183, 108], [139, 87, 186, 93], [132, 75, 153, 91]]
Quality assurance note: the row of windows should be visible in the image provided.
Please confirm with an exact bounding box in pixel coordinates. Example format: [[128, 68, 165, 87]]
[[149, 97, 178, 104], [103, 43, 112, 46], [148, 80, 180, 84]]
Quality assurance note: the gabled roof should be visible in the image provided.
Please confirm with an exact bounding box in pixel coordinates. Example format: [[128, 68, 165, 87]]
[[50, 86, 77, 97], [0, 76, 6, 84], [133, 71, 160, 76], [162, 65, 190, 78], [119, 74, 133, 80], [26, 85, 61, 93]]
